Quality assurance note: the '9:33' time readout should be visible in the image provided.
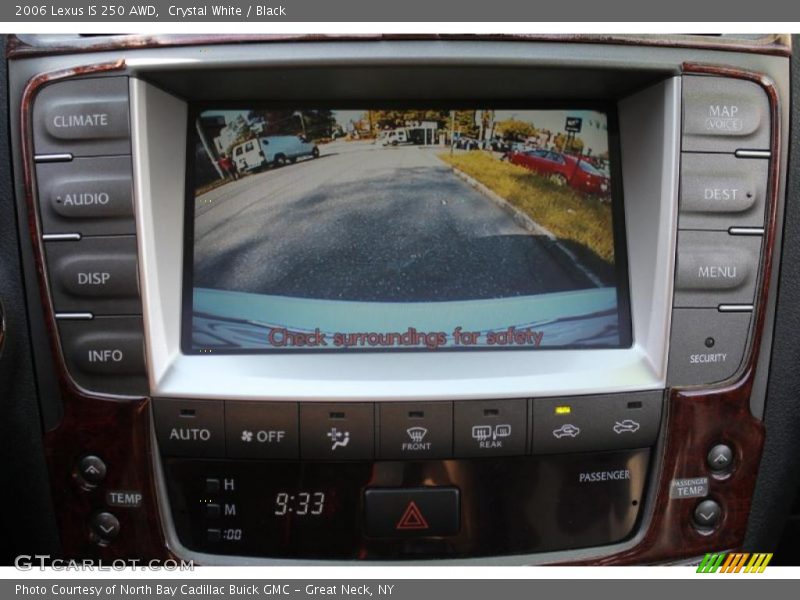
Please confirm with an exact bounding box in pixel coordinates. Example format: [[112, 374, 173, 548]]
[[273, 492, 326, 516]]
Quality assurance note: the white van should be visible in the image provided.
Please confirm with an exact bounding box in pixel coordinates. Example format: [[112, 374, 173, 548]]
[[232, 135, 320, 171], [382, 128, 408, 146]]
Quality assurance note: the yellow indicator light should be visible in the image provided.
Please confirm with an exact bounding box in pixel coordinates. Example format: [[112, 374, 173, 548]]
[[555, 406, 572, 415]]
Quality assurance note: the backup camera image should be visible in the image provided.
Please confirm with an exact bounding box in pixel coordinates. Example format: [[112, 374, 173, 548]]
[[185, 107, 629, 352]]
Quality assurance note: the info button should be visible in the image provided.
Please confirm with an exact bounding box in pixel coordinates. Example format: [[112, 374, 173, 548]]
[[58, 315, 147, 396]]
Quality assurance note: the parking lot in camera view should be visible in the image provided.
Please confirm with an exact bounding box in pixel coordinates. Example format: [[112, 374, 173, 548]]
[[193, 140, 606, 302]]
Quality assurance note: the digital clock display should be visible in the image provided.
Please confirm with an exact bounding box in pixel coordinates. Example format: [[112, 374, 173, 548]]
[[273, 491, 326, 516]]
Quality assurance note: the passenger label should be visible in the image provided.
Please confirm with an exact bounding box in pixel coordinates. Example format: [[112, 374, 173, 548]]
[[670, 477, 709, 499]]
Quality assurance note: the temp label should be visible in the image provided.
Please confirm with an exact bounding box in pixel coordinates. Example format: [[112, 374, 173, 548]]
[[670, 476, 709, 499]]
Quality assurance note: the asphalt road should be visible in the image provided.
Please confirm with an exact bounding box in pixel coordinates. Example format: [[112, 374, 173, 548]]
[[193, 141, 596, 301]]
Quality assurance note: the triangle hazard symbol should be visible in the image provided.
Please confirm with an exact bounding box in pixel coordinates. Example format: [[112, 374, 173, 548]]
[[395, 501, 429, 530]]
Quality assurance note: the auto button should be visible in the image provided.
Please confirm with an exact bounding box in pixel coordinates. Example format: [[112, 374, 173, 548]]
[[153, 398, 225, 458]]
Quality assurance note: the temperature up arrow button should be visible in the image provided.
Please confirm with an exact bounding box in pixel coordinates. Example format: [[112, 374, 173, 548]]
[[707, 444, 734, 473]]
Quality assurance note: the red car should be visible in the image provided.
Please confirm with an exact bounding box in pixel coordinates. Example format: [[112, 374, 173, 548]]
[[507, 148, 610, 197]]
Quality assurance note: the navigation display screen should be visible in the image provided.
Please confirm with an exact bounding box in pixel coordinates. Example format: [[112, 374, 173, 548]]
[[183, 106, 630, 352]]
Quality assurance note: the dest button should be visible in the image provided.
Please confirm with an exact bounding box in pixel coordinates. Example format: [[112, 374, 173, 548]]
[[364, 487, 460, 538], [225, 401, 299, 459]]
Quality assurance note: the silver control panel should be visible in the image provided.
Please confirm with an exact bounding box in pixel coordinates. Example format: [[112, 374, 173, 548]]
[[667, 75, 771, 386], [33, 76, 148, 396]]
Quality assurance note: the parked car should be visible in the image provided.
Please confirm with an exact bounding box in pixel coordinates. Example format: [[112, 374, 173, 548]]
[[232, 135, 319, 171], [488, 138, 511, 152], [382, 128, 409, 146], [454, 136, 481, 150], [506, 148, 610, 196]]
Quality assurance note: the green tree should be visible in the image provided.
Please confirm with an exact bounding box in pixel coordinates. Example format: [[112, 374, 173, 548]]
[[495, 119, 537, 141], [554, 132, 585, 154]]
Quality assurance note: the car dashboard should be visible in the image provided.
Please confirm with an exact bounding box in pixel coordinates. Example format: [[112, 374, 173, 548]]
[[0, 33, 799, 566]]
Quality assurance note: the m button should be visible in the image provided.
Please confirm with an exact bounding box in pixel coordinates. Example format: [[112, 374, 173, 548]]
[[364, 488, 460, 538]]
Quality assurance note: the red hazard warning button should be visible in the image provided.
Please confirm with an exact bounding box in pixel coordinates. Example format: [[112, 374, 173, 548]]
[[364, 487, 459, 538]]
